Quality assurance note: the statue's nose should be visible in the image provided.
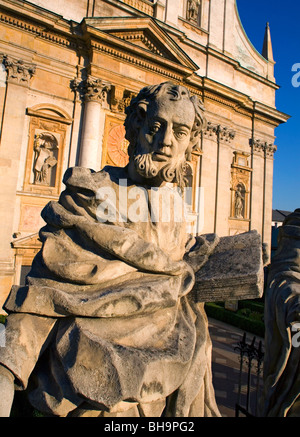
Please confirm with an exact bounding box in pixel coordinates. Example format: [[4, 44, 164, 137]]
[[158, 126, 173, 149]]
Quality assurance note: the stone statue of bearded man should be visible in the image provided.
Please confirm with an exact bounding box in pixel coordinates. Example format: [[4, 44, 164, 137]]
[[125, 82, 205, 190], [0, 82, 221, 417]]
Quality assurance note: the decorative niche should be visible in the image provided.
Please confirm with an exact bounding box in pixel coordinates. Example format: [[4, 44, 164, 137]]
[[230, 151, 252, 220], [185, 0, 202, 27], [23, 105, 72, 196]]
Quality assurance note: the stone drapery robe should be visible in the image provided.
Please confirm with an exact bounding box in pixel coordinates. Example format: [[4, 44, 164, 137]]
[[0, 166, 220, 417], [261, 209, 300, 417]]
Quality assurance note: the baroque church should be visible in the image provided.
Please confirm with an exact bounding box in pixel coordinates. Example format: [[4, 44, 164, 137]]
[[0, 0, 289, 309]]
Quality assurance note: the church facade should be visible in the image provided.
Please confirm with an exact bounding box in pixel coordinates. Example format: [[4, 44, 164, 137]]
[[0, 0, 289, 309]]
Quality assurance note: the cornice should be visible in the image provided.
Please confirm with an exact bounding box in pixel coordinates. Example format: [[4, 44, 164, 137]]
[[188, 77, 290, 126], [0, 2, 76, 49], [91, 44, 183, 81], [254, 101, 290, 126], [0, 0, 65, 28]]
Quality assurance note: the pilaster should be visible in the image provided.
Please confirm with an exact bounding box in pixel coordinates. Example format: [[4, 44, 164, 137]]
[[250, 138, 276, 248], [0, 54, 36, 308]]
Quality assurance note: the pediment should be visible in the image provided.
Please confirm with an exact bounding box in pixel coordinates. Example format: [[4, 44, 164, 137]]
[[110, 28, 172, 59], [12, 233, 41, 249], [84, 17, 198, 71]]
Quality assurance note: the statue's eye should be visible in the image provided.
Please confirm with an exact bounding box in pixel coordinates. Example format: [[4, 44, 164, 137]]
[[174, 129, 188, 139], [149, 123, 161, 135]]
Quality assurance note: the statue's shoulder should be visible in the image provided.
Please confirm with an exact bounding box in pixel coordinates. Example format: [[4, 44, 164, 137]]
[[62, 166, 128, 192]]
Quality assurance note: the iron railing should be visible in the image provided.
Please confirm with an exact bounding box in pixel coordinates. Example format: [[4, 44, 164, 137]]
[[234, 333, 264, 417]]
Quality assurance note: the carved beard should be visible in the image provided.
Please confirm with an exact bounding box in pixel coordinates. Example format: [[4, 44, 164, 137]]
[[133, 152, 188, 191], [133, 153, 158, 179]]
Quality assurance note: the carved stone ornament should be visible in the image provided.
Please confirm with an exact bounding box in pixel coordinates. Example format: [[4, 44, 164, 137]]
[[250, 138, 277, 157], [71, 77, 111, 104], [234, 184, 245, 219], [266, 143, 277, 158], [83, 77, 111, 103], [186, 0, 200, 23], [2, 55, 36, 85], [122, 0, 154, 16], [70, 77, 82, 100], [204, 121, 236, 142], [111, 87, 137, 114], [230, 152, 251, 220], [219, 126, 236, 142], [33, 132, 58, 187], [107, 124, 130, 167]]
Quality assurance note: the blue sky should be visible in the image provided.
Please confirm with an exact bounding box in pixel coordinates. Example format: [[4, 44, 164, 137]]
[[236, 0, 300, 212]]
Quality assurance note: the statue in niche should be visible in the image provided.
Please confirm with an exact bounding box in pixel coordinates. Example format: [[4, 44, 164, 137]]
[[260, 209, 300, 417], [234, 184, 245, 219], [0, 82, 263, 418], [186, 0, 200, 23], [33, 132, 58, 186]]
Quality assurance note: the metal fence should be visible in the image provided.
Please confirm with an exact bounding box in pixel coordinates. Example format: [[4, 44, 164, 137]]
[[234, 333, 264, 417]]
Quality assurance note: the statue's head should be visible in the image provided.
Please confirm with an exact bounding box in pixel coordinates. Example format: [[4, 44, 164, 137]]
[[124, 82, 206, 189], [35, 132, 58, 150]]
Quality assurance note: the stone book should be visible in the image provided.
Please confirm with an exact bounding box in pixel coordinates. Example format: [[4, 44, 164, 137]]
[[193, 231, 264, 302]]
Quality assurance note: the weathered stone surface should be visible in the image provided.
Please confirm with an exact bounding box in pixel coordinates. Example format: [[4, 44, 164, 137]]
[[0, 82, 265, 418], [0, 83, 221, 417], [192, 230, 264, 302]]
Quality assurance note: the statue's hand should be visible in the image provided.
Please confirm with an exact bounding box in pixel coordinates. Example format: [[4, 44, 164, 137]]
[[184, 233, 219, 273], [168, 259, 195, 297]]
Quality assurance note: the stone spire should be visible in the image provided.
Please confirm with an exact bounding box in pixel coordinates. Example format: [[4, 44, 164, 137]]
[[262, 22, 274, 62]]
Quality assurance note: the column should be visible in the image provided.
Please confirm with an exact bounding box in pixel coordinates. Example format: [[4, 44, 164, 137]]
[[79, 77, 110, 170], [250, 139, 265, 240], [263, 144, 276, 258], [69, 78, 84, 167]]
